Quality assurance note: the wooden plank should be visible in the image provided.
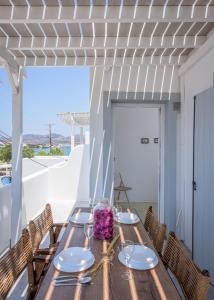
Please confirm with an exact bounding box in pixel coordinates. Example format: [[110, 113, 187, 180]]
[[35, 207, 180, 300]]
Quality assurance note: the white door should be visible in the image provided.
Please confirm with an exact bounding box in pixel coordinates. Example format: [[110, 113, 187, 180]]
[[193, 87, 214, 281], [112, 105, 160, 206]]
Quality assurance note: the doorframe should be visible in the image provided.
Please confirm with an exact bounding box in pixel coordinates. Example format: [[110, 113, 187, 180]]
[[111, 103, 165, 223], [192, 95, 196, 259]]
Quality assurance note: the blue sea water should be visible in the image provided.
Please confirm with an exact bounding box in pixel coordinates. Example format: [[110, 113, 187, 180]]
[[33, 145, 71, 156]]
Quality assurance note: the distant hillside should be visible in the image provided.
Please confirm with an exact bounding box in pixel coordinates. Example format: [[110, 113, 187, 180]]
[[23, 133, 71, 145]]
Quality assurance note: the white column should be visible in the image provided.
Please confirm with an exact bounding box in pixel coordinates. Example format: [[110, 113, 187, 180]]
[[11, 76, 23, 246], [70, 123, 74, 149], [80, 126, 84, 144]]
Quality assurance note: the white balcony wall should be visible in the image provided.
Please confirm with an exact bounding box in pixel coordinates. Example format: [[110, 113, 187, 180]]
[[48, 145, 89, 222], [22, 169, 49, 227], [0, 185, 11, 252], [23, 157, 65, 176], [178, 32, 214, 249], [0, 145, 89, 253]]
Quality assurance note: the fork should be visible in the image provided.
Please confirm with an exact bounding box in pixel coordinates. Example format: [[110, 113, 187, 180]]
[[55, 271, 90, 280]]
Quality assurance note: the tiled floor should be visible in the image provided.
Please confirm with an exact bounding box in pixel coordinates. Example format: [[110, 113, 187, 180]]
[[208, 286, 214, 300]]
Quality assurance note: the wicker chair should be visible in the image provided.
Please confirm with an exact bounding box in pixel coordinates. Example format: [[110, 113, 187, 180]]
[[162, 232, 210, 300], [0, 229, 51, 300], [144, 206, 166, 254], [144, 206, 153, 232], [29, 203, 67, 255]]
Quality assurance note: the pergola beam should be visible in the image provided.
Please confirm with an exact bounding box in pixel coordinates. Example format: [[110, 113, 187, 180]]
[[0, 46, 20, 91], [0, 36, 206, 50], [15, 55, 186, 67], [0, 6, 213, 23]]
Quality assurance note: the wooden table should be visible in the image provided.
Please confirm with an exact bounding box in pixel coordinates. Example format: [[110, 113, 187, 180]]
[[35, 208, 180, 300]]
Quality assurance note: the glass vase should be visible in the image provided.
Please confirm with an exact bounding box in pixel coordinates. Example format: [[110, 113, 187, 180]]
[[93, 198, 113, 240]]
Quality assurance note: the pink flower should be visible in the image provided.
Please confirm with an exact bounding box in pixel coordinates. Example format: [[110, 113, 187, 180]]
[[93, 208, 113, 240]]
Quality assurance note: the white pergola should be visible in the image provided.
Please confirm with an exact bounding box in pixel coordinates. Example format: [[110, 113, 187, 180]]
[[0, 1, 214, 68], [57, 112, 89, 144], [57, 112, 89, 126], [0, 0, 214, 245]]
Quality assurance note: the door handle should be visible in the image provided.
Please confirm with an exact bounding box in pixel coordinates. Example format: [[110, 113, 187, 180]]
[[193, 181, 197, 191]]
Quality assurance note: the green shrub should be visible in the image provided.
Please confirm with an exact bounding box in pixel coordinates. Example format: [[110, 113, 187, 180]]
[[0, 144, 35, 163], [23, 146, 34, 158], [0, 144, 12, 163]]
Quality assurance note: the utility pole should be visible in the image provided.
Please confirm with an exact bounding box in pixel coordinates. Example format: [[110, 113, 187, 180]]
[[46, 123, 55, 152]]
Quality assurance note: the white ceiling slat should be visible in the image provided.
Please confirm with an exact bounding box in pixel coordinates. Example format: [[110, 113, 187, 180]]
[[15, 55, 187, 67], [0, 6, 214, 23], [0, 36, 206, 50], [194, 22, 208, 45]]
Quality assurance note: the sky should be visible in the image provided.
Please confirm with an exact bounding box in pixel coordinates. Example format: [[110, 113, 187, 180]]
[[0, 67, 89, 137]]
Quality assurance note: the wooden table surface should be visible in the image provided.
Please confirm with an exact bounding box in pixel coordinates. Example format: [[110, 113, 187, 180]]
[[35, 207, 180, 300]]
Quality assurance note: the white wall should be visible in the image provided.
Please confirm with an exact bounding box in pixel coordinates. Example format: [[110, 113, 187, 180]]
[[22, 169, 49, 226], [48, 145, 89, 221], [0, 185, 11, 252], [23, 157, 66, 177], [113, 106, 159, 203], [90, 65, 179, 201], [95, 65, 179, 94], [178, 32, 214, 249], [0, 145, 89, 253]]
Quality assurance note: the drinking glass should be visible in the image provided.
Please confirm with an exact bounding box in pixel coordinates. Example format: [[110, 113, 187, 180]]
[[120, 240, 135, 280], [113, 205, 122, 222], [128, 208, 138, 222], [89, 198, 94, 209], [84, 224, 93, 250]]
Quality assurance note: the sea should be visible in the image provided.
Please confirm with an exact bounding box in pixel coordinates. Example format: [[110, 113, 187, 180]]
[[33, 145, 71, 156]]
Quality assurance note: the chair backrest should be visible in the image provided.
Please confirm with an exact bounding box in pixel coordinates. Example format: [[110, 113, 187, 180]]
[[162, 232, 210, 300], [144, 206, 153, 231], [29, 203, 53, 252], [149, 216, 166, 254], [0, 229, 33, 299], [144, 206, 166, 254]]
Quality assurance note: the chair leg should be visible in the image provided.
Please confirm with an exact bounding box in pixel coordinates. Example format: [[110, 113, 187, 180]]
[[27, 262, 37, 300], [124, 190, 131, 208], [49, 226, 55, 245], [117, 191, 120, 204]]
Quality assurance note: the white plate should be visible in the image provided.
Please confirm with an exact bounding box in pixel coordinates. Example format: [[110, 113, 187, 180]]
[[115, 212, 140, 224], [69, 212, 93, 224], [53, 247, 95, 273], [118, 245, 158, 270]]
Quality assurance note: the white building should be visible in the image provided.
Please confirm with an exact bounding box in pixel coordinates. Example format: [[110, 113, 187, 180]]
[[0, 1, 214, 297]]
